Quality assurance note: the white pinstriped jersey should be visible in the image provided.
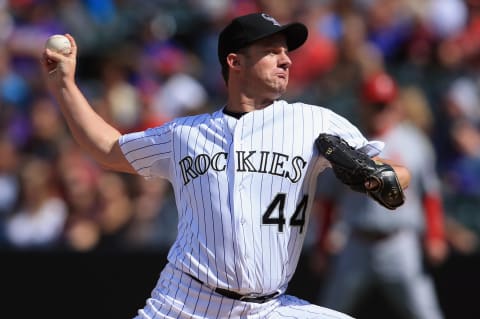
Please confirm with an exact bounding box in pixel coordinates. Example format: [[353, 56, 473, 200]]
[[119, 99, 382, 296]]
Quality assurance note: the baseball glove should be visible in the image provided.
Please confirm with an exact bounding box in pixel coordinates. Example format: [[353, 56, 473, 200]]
[[315, 133, 405, 210]]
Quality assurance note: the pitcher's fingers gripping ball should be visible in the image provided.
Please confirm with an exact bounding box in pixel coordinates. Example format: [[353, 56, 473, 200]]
[[44, 34, 72, 73], [315, 133, 405, 210]]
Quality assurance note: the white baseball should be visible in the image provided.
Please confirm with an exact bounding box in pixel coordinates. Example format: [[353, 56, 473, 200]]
[[45, 34, 72, 55]]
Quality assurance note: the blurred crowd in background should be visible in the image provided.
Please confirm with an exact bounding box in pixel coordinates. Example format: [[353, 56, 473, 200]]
[[0, 0, 480, 256]]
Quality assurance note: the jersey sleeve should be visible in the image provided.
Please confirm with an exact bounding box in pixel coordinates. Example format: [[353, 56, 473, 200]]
[[119, 122, 174, 180], [413, 131, 446, 242], [324, 108, 384, 157]]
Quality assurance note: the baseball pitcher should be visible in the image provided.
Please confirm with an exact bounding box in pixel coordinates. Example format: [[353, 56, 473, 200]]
[[40, 12, 410, 319]]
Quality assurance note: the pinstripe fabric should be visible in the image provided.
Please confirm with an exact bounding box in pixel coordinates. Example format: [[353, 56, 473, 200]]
[[135, 263, 354, 319], [120, 100, 379, 318]]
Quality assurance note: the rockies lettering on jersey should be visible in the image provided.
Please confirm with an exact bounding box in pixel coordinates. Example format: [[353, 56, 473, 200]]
[[179, 151, 307, 185]]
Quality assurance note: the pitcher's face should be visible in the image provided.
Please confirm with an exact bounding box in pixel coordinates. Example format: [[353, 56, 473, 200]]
[[238, 34, 292, 99]]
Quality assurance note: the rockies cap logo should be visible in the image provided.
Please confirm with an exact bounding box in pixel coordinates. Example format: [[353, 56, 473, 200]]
[[261, 13, 281, 26]]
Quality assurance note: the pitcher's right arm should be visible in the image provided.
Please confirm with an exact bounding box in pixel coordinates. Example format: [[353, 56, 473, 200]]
[[40, 34, 135, 174]]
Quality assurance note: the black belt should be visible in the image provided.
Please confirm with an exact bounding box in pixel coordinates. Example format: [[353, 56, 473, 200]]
[[353, 229, 398, 242], [186, 273, 281, 303]]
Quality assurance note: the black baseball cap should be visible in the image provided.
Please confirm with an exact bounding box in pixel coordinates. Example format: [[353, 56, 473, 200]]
[[218, 13, 308, 67]]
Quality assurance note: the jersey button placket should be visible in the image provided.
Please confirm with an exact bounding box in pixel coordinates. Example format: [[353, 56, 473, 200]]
[[232, 120, 250, 285]]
